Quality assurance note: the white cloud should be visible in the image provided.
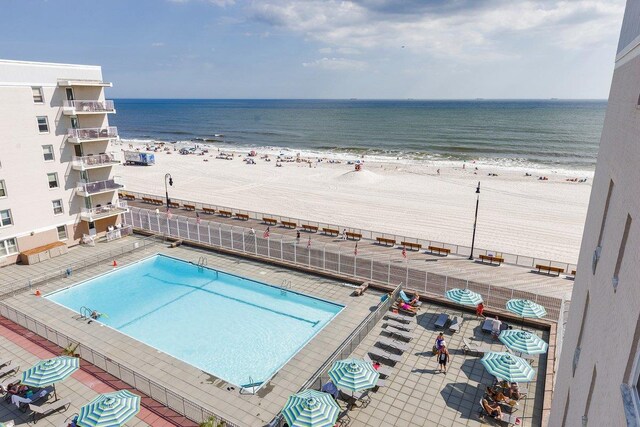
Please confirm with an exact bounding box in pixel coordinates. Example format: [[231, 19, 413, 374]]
[[151, 42, 165, 47], [302, 57, 368, 71], [168, 0, 235, 6]]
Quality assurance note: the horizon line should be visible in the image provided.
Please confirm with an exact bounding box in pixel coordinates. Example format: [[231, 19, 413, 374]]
[[110, 97, 608, 101]]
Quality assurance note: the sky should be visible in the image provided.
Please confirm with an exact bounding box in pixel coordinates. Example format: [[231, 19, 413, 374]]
[[0, 0, 627, 99]]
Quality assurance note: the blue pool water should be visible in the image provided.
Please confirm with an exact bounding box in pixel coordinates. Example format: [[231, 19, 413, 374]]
[[46, 255, 343, 388]]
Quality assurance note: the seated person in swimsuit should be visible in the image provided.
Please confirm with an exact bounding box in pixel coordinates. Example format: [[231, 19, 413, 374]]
[[508, 382, 522, 400], [395, 300, 417, 313], [486, 387, 517, 407], [409, 291, 420, 306], [482, 398, 503, 419]]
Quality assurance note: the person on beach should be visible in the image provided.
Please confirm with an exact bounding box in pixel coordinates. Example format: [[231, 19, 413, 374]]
[[476, 302, 485, 318], [341, 229, 347, 240], [491, 315, 502, 339], [437, 344, 450, 373], [296, 230, 301, 243]]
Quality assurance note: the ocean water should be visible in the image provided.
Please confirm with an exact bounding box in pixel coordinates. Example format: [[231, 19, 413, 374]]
[[110, 99, 606, 172]]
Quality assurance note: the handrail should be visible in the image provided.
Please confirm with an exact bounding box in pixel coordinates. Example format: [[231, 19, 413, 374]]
[[67, 126, 118, 140]]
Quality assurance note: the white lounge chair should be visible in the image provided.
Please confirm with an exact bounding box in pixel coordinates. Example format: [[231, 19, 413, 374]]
[[368, 348, 402, 364], [449, 316, 463, 333], [382, 328, 413, 342], [364, 354, 393, 378], [29, 398, 70, 423], [384, 322, 414, 333], [462, 338, 491, 355], [385, 313, 412, 324], [376, 337, 409, 353]]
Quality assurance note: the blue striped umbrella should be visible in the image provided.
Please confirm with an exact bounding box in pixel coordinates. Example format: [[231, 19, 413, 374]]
[[481, 352, 535, 383], [328, 359, 379, 392], [506, 299, 547, 318], [445, 288, 483, 306], [21, 356, 79, 399], [282, 390, 340, 427], [77, 390, 141, 427], [499, 329, 548, 355]]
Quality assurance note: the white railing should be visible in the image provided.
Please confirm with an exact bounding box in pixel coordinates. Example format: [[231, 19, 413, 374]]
[[63, 99, 115, 112], [106, 224, 133, 241], [72, 152, 119, 169], [76, 179, 124, 195], [81, 200, 128, 217], [67, 126, 118, 140]]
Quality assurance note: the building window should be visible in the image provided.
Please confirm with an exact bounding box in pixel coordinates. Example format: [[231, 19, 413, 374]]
[[56, 225, 67, 240], [37, 116, 49, 133], [47, 173, 59, 189], [574, 292, 590, 376], [52, 199, 64, 215], [593, 179, 614, 274], [613, 214, 632, 291], [32, 87, 44, 103], [0, 209, 12, 227], [584, 366, 597, 424], [0, 238, 17, 257], [42, 145, 54, 162], [0, 180, 6, 198]]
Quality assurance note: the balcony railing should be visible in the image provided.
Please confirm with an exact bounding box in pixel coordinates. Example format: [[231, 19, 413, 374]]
[[76, 179, 124, 196], [62, 100, 115, 114], [80, 200, 128, 222], [67, 126, 118, 142], [72, 152, 120, 170]]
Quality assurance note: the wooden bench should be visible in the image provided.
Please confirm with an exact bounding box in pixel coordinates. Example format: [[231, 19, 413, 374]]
[[219, 210, 233, 217], [263, 217, 278, 226], [323, 227, 339, 236], [142, 197, 155, 204], [153, 199, 164, 205], [126, 194, 136, 200], [281, 220, 297, 229], [535, 264, 565, 276], [401, 241, 422, 251], [376, 237, 396, 246], [235, 213, 249, 221], [168, 202, 180, 209], [301, 224, 318, 233], [183, 204, 196, 211], [427, 245, 450, 256], [479, 254, 505, 266], [202, 207, 216, 215], [345, 231, 362, 240]]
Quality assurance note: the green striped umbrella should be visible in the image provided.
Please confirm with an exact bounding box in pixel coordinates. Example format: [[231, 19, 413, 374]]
[[328, 359, 379, 392], [445, 288, 483, 306], [506, 299, 547, 318], [499, 329, 548, 355], [77, 390, 141, 427], [481, 352, 535, 383], [21, 356, 79, 399], [282, 390, 340, 427]]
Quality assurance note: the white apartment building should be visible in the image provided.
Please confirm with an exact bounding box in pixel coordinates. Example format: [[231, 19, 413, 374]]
[[550, 1, 640, 425], [0, 60, 125, 267]]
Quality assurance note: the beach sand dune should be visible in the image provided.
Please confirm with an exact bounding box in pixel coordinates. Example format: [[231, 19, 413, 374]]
[[118, 147, 590, 263]]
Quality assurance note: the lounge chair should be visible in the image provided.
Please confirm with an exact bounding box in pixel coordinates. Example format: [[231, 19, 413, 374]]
[[435, 313, 449, 328], [0, 375, 19, 397], [368, 348, 402, 365], [29, 398, 70, 423], [384, 322, 415, 333], [449, 316, 463, 333], [399, 290, 422, 307], [0, 364, 19, 379], [385, 313, 412, 324], [335, 408, 351, 426], [381, 328, 413, 342], [478, 399, 521, 426], [352, 282, 369, 296], [391, 304, 417, 316], [18, 386, 54, 412], [373, 379, 386, 391], [483, 319, 508, 334], [376, 337, 409, 353], [364, 354, 393, 378], [462, 338, 492, 355]]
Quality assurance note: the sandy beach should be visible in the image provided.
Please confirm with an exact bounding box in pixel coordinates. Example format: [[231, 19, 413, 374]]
[[115, 142, 592, 264]]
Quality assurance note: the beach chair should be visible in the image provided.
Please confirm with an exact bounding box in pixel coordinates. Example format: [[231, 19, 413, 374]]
[[391, 304, 417, 317], [373, 379, 386, 391], [364, 354, 393, 378], [0, 364, 19, 379], [382, 327, 413, 342], [29, 398, 70, 423], [335, 408, 351, 426], [368, 348, 402, 365], [376, 337, 409, 353], [482, 318, 494, 333], [18, 386, 54, 412], [384, 322, 415, 333], [385, 313, 412, 324], [478, 399, 522, 426], [399, 290, 422, 307], [449, 316, 463, 333], [435, 313, 449, 328], [462, 338, 492, 355]]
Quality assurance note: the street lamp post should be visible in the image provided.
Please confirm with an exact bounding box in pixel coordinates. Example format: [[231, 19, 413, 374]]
[[469, 181, 481, 260], [165, 173, 173, 210]]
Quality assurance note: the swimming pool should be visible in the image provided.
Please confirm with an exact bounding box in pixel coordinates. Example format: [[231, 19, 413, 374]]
[[46, 254, 343, 388]]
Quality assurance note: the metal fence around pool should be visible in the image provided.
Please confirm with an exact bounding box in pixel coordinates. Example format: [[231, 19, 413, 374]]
[[124, 207, 564, 321], [121, 190, 577, 274]]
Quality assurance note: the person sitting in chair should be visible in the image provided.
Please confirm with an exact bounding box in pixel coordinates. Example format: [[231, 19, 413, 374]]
[[482, 398, 503, 420]]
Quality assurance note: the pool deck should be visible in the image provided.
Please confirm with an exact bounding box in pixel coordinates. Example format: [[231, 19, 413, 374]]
[[0, 236, 549, 426]]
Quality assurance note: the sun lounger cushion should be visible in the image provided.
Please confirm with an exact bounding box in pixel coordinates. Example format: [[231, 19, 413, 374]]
[[385, 313, 412, 324], [449, 316, 463, 332], [376, 337, 409, 353], [368, 348, 402, 364], [382, 327, 413, 342], [384, 322, 414, 333], [29, 398, 70, 421], [435, 313, 449, 328]]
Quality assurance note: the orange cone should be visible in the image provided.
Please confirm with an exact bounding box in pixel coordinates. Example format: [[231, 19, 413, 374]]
[[112, 260, 117, 267], [35, 289, 41, 296]]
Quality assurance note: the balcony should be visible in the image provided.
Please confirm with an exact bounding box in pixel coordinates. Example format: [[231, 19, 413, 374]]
[[72, 152, 120, 171], [58, 79, 112, 87], [76, 179, 124, 197], [80, 200, 128, 222], [62, 100, 115, 115], [67, 127, 118, 143]]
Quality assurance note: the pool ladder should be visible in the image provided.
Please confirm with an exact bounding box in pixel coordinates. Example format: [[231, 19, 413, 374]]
[[281, 280, 292, 295], [79, 306, 94, 320], [196, 256, 207, 272], [240, 376, 262, 395]]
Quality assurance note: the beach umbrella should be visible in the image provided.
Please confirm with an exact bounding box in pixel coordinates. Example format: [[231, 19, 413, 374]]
[[282, 390, 340, 427], [328, 358, 379, 393], [445, 288, 483, 306], [481, 352, 535, 383], [499, 329, 549, 355], [506, 299, 547, 319], [21, 356, 79, 400], [76, 390, 141, 427]]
